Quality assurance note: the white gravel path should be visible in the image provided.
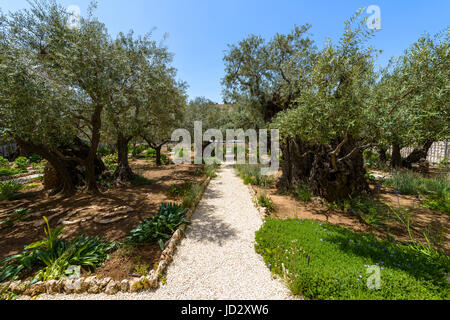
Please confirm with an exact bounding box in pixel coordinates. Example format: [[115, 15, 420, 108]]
[[30, 164, 294, 300]]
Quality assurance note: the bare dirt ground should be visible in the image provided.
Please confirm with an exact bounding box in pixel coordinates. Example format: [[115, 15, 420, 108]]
[[0, 159, 206, 280]]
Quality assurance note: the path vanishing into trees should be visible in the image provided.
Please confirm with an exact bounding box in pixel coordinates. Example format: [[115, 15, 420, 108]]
[[33, 164, 295, 300]]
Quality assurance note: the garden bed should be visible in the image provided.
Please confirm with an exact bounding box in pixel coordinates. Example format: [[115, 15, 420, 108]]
[[0, 160, 213, 296], [237, 164, 449, 255]]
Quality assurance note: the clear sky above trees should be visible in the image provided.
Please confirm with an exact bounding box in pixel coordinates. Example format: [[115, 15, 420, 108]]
[[0, 0, 449, 103]]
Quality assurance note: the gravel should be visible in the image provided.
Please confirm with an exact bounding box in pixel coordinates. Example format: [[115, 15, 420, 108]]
[[27, 164, 294, 300]]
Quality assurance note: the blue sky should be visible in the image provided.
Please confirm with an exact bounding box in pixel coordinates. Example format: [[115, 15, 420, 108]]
[[1, 0, 449, 103]]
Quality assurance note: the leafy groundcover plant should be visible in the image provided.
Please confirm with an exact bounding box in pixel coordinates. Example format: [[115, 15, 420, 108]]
[[0, 217, 116, 283], [255, 218, 449, 300], [127, 203, 190, 249], [0, 181, 23, 201]]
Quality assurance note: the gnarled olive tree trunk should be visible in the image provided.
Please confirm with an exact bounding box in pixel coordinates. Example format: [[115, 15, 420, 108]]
[[16, 137, 106, 197], [402, 140, 434, 169], [278, 136, 369, 202], [114, 134, 134, 182]]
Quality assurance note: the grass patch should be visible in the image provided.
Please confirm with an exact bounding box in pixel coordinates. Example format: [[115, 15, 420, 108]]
[[255, 218, 449, 300], [257, 193, 275, 213], [0, 167, 24, 177], [384, 171, 449, 214], [182, 183, 203, 209], [235, 164, 274, 187], [205, 163, 220, 178], [328, 196, 389, 226], [294, 184, 313, 203], [167, 181, 192, 197], [422, 199, 450, 214], [0, 181, 23, 201], [385, 171, 449, 198]]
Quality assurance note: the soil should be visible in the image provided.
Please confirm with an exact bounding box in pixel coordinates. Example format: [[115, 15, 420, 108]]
[[252, 168, 449, 255], [0, 159, 206, 281]]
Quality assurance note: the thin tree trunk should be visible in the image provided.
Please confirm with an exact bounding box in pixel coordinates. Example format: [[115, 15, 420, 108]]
[[85, 106, 103, 194], [391, 143, 402, 168], [143, 137, 167, 167], [155, 146, 162, 166], [132, 141, 137, 157], [377, 146, 387, 165], [114, 134, 134, 182]]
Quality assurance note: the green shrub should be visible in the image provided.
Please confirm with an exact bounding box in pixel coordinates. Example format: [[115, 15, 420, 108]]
[[255, 218, 449, 300], [160, 153, 170, 165], [0, 167, 22, 177], [31, 161, 46, 173], [345, 196, 388, 226], [144, 148, 156, 158], [193, 167, 205, 177], [422, 198, 450, 214], [438, 157, 449, 168], [97, 145, 113, 157], [168, 182, 192, 197], [0, 181, 23, 201], [257, 194, 275, 213], [0, 156, 9, 167], [103, 153, 118, 171], [363, 150, 379, 169], [134, 144, 148, 155], [13, 157, 29, 170], [27, 154, 42, 164], [205, 163, 220, 178], [127, 203, 189, 249], [182, 183, 202, 208], [294, 184, 313, 203]]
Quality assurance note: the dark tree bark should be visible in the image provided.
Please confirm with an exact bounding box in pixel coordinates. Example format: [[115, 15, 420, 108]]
[[132, 141, 137, 157], [278, 136, 369, 202], [154, 146, 163, 166], [377, 147, 387, 165], [402, 140, 434, 169], [143, 137, 168, 167], [15, 138, 76, 197], [391, 143, 402, 168], [84, 106, 103, 194], [114, 134, 134, 182]]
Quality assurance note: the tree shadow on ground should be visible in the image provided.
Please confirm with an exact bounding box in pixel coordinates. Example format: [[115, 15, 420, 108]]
[[323, 224, 449, 283], [185, 187, 238, 246]]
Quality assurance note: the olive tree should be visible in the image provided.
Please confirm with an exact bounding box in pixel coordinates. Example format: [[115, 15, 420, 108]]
[[272, 11, 380, 201], [374, 31, 449, 168], [102, 31, 174, 181]]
